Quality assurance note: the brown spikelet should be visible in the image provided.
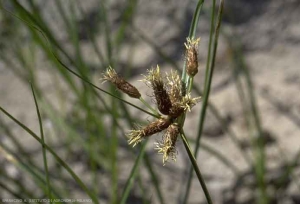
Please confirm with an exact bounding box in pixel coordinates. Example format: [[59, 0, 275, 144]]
[[144, 65, 172, 115], [128, 117, 171, 147], [102, 67, 141, 99], [168, 94, 202, 119], [155, 123, 180, 164], [185, 38, 200, 77], [166, 70, 182, 104], [168, 103, 185, 119]]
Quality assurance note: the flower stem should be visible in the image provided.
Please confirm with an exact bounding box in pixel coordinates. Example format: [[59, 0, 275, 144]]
[[139, 97, 160, 116], [180, 130, 213, 204]]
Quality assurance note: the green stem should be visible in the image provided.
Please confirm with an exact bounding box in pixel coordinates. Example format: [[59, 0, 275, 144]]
[[30, 84, 52, 202], [139, 97, 160, 116], [2, 6, 159, 119], [204, 0, 216, 88], [180, 130, 213, 204], [181, 0, 205, 83], [187, 77, 194, 93], [242, 57, 268, 204], [120, 141, 147, 204], [0, 106, 99, 204], [182, 1, 224, 203]]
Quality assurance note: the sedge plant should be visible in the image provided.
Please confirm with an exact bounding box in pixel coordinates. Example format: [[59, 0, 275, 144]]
[[0, 0, 255, 203]]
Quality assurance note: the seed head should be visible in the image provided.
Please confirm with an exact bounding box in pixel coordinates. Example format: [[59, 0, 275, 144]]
[[128, 117, 171, 147], [168, 103, 185, 118], [144, 65, 172, 115], [101, 67, 141, 99], [155, 123, 180, 165], [181, 94, 202, 112], [168, 94, 201, 118], [166, 70, 182, 103], [185, 37, 200, 77]]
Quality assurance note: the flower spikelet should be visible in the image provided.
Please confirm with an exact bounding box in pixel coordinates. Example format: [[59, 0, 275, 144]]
[[168, 94, 201, 118], [144, 65, 172, 115], [185, 37, 200, 77], [102, 67, 141, 99], [166, 70, 182, 103], [155, 123, 180, 165], [181, 94, 202, 112], [168, 103, 185, 119], [128, 117, 171, 147]]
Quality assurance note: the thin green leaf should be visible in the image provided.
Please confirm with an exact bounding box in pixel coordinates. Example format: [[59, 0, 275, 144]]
[[0, 180, 25, 200], [30, 83, 52, 201], [240, 45, 268, 204], [120, 141, 148, 204], [203, 0, 216, 88], [0, 106, 99, 204], [143, 154, 166, 204], [0, 144, 63, 201], [2, 5, 159, 118]]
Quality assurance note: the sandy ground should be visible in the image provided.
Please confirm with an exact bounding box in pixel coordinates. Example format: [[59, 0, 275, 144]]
[[1, 0, 300, 203]]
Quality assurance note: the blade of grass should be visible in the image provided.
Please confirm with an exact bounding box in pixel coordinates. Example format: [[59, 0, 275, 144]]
[[137, 175, 151, 204], [54, 0, 72, 34], [30, 83, 52, 201], [203, 0, 216, 88], [182, 1, 224, 203], [114, 0, 138, 48], [12, 0, 80, 90], [0, 180, 26, 200], [0, 106, 99, 204], [54, 54, 159, 118], [143, 154, 166, 204], [240, 48, 268, 204], [276, 144, 300, 191], [98, 1, 120, 202], [0, 144, 63, 201], [0, 169, 35, 198], [0, 7, 157, 117], [7, 3, 80, 95], [40, 100, 110, 170], [100, 0, 113, 64], [68, 2, 103, 194], [120, 141, 148, 204], [16, 0, 77, 69], [0, 118, 39, 167], [110, 96, 119, 204], [76, 1, 105, 67], [225, 31, 268, 203]]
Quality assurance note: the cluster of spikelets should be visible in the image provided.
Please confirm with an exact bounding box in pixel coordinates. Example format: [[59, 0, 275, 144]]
[[101, 37, 200, 164]]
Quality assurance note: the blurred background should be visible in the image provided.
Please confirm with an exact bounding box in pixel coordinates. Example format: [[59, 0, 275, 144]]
[[0, 0, 300, 203]]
